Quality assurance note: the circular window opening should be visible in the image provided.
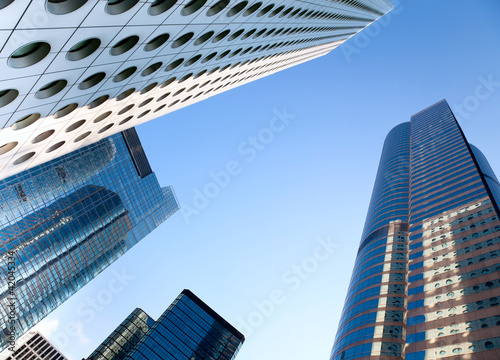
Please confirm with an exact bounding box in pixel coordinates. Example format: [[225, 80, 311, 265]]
[[228, 29, 244, 41], [213, 30, 230, 42], [118, 104, 134, 115], [88, 95, 109, 109], [160, 77, 176, 88], [244, 2, 261, 16], [182, 95, 192, 103], [194, 69, 207, 78], [0, 141, 18, 156], [106, 0, 140, 15], [139, 98, 153, 107], [202, 52, 217, 63], [144, 33, 170, 51], [172, 32, 194, 48], [47, 0, 88, 14], [0, 0, 14, 10], [0, 89, 19, 108], [141, 62, 162, 77], [67, 38, 101, 61], [47, 141, 65, 153], [185, 55, 202, 67], [269, 5, 283, 17], [98, 123, 114, 134], [138, 109, 151, 118], [155, 104, 166, 112], [12, 113, 41, 130], [113, 66, 137, 82], [78, 72, 106, 90], [227, 1, 247, 16], [110, 35, 139, 56], [157, 92, 170, 102], [141, 82, 158, 94], [280, 7, 293, 17], [179, 73, 192, 83], [74, 131, 91, 142], [54, 103, 78, 119], [216, 50, 230, 60], [241, 29, 256, 39], [181, 0, 206, 16], [206, 0, 229, 16], [94, 111, 112, 123], [173, 88, 185, 97], [195, 31, 214, 45], [9, 42, 51, 68], [32, 129, 55, 144], [148, 0, 177, 15], [36, 79, 67, 99], [119, 116, 133, 125], [257, 4, 273, 16], [13, 152, 35, 165], [117, 88, 135, 101], [66, 119, 86, 132], [165, 59, 183, 71], [169, 99, 180, 107]]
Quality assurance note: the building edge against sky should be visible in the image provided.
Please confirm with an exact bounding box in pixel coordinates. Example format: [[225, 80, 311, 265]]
[[0, 128, 179, 352], [0, 0, 393, 180], [0, 331, 67, 360], [86, 289, 244, 360], [330, 100, 500, 360]]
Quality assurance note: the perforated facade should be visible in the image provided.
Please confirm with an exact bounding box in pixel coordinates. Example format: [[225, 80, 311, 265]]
[[0, 0, 393, 180], [330, 100, 500, 360], [0, 128, 179, 351]]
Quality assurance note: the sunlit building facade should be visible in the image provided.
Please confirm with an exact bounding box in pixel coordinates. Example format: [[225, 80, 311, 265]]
[[86, 289, 244, 360], [0, 331, 67, 360], [0, 128, 179, 351], [0, 0, 393, 180], [331, 100, 500, 360]]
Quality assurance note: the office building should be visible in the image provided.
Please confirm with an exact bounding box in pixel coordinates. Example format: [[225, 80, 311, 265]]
[[0, 128, 179, 351], [86, 289, 244, 360], [0, 331, 67, 360], [330, 100, 500, 360], [0, 0, 393, 179]]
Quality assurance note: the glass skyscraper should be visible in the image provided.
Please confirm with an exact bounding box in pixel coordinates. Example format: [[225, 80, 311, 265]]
[[0, 128, 179, 351], [331, 100, 500, 360], [86, 289, 244, 360]]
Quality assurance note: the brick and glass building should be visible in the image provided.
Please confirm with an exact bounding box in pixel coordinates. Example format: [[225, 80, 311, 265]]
[[330, 100, 500, 360], [86, 289, 244, 360], [0, 128, 179, 351], [0, 0, 393, 179]]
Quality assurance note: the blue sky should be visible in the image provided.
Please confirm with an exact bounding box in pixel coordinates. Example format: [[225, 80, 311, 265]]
[[36, 1, 500, 359]]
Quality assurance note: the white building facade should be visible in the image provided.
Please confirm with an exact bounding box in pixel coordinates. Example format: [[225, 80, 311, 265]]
[[0, 0, 392, 179]]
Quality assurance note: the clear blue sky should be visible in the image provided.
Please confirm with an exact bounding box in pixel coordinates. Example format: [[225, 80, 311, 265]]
[[36, 1, 500, 359]]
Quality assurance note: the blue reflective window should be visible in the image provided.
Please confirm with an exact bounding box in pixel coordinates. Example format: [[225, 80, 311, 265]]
[[407, 315, 425, 326], [408, 299, 424, 310], [409, 261, 423, 271]]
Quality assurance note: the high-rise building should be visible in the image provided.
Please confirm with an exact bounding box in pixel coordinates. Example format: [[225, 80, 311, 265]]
[[330, 100, 500, 360], [0, 331, 67, 360], [0, 128, 179, 351], [86, 289, 244, 360], [0, 0, 393, 180]]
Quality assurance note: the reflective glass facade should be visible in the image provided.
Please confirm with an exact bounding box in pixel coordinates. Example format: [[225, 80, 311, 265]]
[[0, 129, 179, 351], [87, 290, 244, 360], [331, 100, 500, 360]]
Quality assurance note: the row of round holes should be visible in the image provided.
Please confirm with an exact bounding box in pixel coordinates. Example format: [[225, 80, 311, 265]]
[[1, 30, 331, 108], [0, 54, 300, 161]]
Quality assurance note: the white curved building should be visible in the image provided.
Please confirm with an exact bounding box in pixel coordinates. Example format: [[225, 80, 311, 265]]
[[0, 0, 392, 180]]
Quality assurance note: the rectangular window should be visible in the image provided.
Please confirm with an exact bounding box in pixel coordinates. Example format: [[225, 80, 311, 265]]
[[408, 285, 424, 296], [407, 332, 425, 343], [409, 251, 423, 260], [409, 273, 423, 283], [407, 315, 425, 326], [409, 261, 423, 271], [408, 299, 424, 310]]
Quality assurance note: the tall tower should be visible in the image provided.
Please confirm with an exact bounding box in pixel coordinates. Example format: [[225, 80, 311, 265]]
[[331, 100, 500, 360], [86, 289, 244, 360], [0, 0, 393, 180], [0, 331, 68, 360], [0, 128, 179, 351]]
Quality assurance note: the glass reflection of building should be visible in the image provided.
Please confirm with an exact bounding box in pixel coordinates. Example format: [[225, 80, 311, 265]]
[[0, 128, 179, 351], [330, 100, 500, 360], [86, 290, 245, 360]]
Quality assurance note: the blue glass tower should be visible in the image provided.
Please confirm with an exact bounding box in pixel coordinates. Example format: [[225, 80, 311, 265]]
[[0, 128, 179, 351], [331, 100, 500, 359], [86, 290, 244, 360]]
